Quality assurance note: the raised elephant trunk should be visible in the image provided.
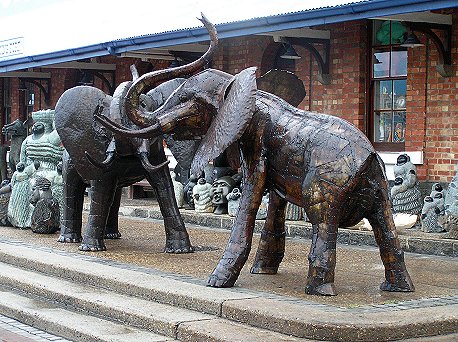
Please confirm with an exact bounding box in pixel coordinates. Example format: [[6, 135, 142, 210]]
[[124, 14, 218, 127]]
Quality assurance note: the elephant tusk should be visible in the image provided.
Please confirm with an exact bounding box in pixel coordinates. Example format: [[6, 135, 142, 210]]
[[85, 151, 116, 170], [139, 152, 170, 172], [95, 114, 162, 139]]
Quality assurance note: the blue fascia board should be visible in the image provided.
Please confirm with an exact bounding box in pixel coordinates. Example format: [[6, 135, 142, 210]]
[[1, 0, 456, 73]]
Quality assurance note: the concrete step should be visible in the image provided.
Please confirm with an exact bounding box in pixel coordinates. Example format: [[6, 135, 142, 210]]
[[0, 287, 175, 342], [0, 238, 457, 341], [0, 242, 307, 341]]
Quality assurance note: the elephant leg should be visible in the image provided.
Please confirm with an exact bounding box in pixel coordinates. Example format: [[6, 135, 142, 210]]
[[207, 159, 267, 288], [58, 153, 85, 243], [251, 190, 287, 274], [80, 178, 117, 251], [305, 219, 338, 296], [368, 189, 415, 292], [104, 187, 122, 239], [145, 160, 193, 253]]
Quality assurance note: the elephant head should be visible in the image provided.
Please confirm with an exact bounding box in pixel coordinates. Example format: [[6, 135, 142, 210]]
[[86, 14, 218, 175], [95, 66, 257, 178]]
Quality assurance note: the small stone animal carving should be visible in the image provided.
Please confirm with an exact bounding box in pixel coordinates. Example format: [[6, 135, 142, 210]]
[[171, 171, 184, 208]]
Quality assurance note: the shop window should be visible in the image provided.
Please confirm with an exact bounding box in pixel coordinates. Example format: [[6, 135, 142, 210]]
[[370, 20, 407, 150]]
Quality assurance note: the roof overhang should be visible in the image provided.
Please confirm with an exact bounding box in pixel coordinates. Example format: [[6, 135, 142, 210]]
[[0, 0, 456, 73]]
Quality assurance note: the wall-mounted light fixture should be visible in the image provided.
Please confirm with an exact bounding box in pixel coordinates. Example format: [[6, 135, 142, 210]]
[[400, 31, 423, 48], [402, 21, 452, 77], [280, 43, 301, 60]]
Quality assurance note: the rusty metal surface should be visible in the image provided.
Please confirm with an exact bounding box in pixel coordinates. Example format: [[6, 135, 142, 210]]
[[256, 69, 306, 107]]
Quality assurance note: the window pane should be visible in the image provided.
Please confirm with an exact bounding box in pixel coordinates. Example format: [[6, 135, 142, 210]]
[[391, 48, 407, 76], [393, 111, 406, 142], [393, 79, 406, 109], [374, 111, 393, 142], [373, 49, 390, 78], [374, 80, 393, 110]]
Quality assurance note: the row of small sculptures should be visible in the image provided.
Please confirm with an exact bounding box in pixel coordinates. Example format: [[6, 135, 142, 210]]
[[0, 110, 64, 234], [172, 165, 304, 221], [389, 154, 457, 239]]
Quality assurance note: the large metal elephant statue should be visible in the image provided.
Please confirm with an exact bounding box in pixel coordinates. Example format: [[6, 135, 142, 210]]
[[54, 17, 217, 252], [96, 16, 415, 296]]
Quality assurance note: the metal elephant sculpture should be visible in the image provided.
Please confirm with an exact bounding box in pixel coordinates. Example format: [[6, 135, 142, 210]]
[[53, 24, 217, 252], [96, 17, 414, 296]]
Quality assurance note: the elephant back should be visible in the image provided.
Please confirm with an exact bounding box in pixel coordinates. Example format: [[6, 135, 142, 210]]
[[55, 86, 112, 180]]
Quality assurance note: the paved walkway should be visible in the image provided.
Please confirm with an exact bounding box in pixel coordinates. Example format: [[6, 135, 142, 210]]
[[0, 314, 69, 342]]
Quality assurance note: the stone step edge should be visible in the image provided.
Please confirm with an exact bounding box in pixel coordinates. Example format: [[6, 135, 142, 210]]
[[0, 267, 306, 342], [0, 288, 175, 342], [0, 239, 457, 341], [0, 261, 214, 338], [110, 205, 458, 257]]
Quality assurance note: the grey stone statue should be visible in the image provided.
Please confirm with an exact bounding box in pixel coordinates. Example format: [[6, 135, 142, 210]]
[[20, 110, 64, 178], [285, 202, 303, 221], [227, 187, 241, 217], [30, 176, 60, 234], [421, 184, 446, 233], [170, 170, 184, 208], [7, 162, 32, 229], [391, 154, 422, 215], [192, 178, 213, 213], [183, 174, 198, 210], [50, 162, 64, 222], [256, 191, 269, 220], [0, 179, 12, 226], [211, 176, 236, 215]]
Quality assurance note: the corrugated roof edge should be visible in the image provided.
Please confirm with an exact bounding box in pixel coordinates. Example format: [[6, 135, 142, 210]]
[[0, 0, 456, 72]]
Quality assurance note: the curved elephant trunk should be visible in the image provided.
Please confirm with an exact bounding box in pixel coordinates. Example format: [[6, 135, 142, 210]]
[[124, 14, 218, 127]]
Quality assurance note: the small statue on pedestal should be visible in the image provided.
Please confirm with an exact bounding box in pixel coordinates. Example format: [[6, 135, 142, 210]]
[[192, 178, 213, 213], [30, 176, 60, 234], [183, 174, 198, 210]]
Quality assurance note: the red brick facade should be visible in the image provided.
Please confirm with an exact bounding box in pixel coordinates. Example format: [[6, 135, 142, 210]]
[[1, 10, 457, 182]]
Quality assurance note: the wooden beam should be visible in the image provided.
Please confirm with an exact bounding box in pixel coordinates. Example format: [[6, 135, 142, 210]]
[[0, 71, 51, 78], [42, 61, 116, 71]]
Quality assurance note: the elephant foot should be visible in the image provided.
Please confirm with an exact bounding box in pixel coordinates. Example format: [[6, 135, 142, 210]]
[[380, 270, 415, 292], [250, 257, 281, 274], [79, 237, 106, 252], [57, 233, 82, 243], [164, 231, 194, 254], [207, 250, 247, 288], [105, 232, 122, 239], [305, 282, 337, 296]]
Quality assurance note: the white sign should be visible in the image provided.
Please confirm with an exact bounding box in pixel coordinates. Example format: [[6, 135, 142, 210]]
[[0, 37, 24, 60]]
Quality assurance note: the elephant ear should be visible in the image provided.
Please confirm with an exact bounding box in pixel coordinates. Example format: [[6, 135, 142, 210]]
[[190, 67, 257, 176]]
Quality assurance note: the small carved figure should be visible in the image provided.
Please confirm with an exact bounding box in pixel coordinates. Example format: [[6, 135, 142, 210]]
[[170, 171, 184, 208], [391, 154, 422, 215], [211, 176, 236, 215], [2, 119, 28, 174], [183, 174, 198, 210], [30, 176, 60, 234], [7, 162, 32, 229], [227, 187, 241, 217], [50, 162, 64, 221], [421, 193, 446, 233], [0, 179, 12, 226], [192, 178, 213, 213], [256, 191, 269, 220], [442, 209, 458, 240]]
